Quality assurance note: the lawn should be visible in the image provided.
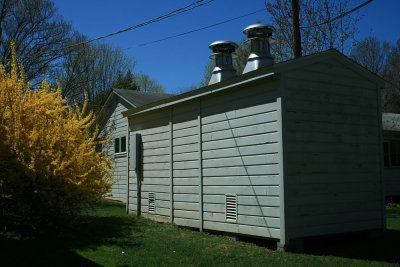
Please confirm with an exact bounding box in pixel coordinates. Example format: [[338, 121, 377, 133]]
[[1, 200, 399, 267]]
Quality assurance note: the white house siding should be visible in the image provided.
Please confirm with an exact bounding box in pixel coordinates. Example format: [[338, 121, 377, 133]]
[[127, 78, 283, 240], [282, 56, 385, 240], [106, 97, 131, 202], [384, 168, 400, 196], [383, 132, 400, 196], [127, 150, 138, 213]]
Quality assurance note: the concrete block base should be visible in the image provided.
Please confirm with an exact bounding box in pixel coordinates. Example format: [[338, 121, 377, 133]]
[[277, 238, 305, 252]]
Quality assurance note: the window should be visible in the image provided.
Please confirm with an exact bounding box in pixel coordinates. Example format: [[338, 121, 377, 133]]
[[384, 140, 400, 167], [120, 136, 126, 152], [114, 136, 126, 154], [384, 141, 389, 167]]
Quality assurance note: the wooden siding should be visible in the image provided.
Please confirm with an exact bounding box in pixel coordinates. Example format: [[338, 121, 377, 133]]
[[282, 57, 384, 240], [201, 82, 281, 239], [111, 155, 128, 201], [127, 79, 282, 239], [131, 111, 171, 221], [172, 102, 200, 228], [105, 97, 131, 202], [127, 169, 137, 212]]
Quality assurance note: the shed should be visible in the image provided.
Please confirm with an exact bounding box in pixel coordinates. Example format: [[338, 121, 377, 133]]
[[122, 49, 386, 249], [98, 88, 174, 202], [382, 112, 400, 196]]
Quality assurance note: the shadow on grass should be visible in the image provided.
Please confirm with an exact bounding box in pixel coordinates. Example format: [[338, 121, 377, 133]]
[[0, 201, 141, 267], [304, 206, 400, 265], [303, 229, 400, 264]]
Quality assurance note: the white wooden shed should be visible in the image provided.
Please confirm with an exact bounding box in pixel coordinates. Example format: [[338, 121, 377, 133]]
[[122, 49, 386, 249], [98, 89, 174, 202]]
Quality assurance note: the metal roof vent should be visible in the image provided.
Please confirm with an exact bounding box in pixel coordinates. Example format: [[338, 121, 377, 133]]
[[242, 24, 275, 74], [208, 40, 238, 85]]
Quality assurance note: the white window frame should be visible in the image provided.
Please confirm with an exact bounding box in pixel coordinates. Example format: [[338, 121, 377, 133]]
[[114, 136, 127, 155]]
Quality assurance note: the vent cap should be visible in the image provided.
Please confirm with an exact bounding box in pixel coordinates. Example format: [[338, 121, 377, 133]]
[[208, 40, 238, 85], [242, 24, 275, 74]]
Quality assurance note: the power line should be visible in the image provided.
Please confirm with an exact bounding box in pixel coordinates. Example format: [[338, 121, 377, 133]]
[[41, 0, 215, 55], [126, 0, 374, 50], [300, 0, 374, 29], [126, 8, 267, 50]]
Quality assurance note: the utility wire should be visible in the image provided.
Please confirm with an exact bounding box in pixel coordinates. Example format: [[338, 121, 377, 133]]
[[39, 0, 215, 55], [126, 8, 267, 50], [300, 0, 374, 29], [126, 0, 373, 50]]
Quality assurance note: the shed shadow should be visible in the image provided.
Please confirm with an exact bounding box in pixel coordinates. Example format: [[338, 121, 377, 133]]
[[302, 229, 400, 264], [0, 201, 142, 267]]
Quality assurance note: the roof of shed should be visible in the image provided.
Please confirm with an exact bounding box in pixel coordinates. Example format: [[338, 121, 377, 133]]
[[96, 89, 175, 126], [113, 88, 175, 108], [122, 49, 385, 118], [382, 112, 400, 132]]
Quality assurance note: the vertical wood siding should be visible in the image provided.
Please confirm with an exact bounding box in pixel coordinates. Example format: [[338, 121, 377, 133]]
[[282, 57, 384, 239]]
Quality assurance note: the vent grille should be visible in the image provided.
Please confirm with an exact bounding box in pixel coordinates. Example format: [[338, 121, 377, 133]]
[[225, 195, 237, 222], [148, 192, 155, 213]]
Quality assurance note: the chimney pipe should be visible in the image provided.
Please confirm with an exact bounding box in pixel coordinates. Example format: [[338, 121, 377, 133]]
[[242, 24, 275, 74], [208, 40, 238, 85]]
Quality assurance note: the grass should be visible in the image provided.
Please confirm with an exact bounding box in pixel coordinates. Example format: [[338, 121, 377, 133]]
[[1, 200, 399, 267]]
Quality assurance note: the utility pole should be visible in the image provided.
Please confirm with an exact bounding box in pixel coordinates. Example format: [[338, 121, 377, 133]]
[[291, 0, 302, 58]]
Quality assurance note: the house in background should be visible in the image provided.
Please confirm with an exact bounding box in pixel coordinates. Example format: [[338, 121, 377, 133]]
[[121, 24, 386, 250], [98, 88, 174, 202], [382, 112, 400, 197]]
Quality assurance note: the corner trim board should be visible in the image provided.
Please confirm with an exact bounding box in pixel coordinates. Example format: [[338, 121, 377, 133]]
[[277, 85, 287, 244], [126, 127, 129, 213], [198, 99, 204, 231], [170, 107, 174, 223], [376, 84, 386, 229]]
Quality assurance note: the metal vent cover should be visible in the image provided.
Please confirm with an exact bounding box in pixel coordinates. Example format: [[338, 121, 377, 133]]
[[208, 40, 238, 85], [148, 192, 156, 213], [225, 195, 237, 222], [242, 23, 275, 74]]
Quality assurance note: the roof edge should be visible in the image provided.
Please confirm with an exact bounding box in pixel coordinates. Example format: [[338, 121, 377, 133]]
[[96, 89, 136, 123], [122, 49, 385, 118], [112, 89, 137, 108], [325, 49, 385, 86], [123, 72, 278, 117]]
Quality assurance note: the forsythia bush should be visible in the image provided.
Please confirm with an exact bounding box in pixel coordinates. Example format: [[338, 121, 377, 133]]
[[0, 47, 114, 226]]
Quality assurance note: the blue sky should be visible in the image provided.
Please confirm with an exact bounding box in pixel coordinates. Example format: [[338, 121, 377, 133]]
[[52, 0, 399, 94]]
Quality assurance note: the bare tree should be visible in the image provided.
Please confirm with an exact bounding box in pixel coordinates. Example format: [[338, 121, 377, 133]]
[[350, 36, 391, 74], [57, 40, 134, 111], [0, 0, 77, 86], [134, 73, 165, 93], [265, 0, 360, 61], [382, 40, 400, 112], [351, 37, 400, 112]]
